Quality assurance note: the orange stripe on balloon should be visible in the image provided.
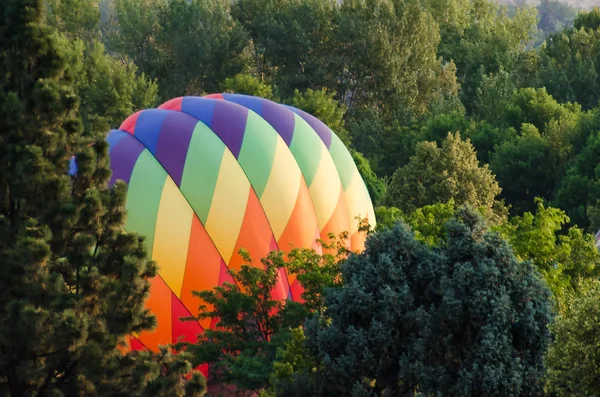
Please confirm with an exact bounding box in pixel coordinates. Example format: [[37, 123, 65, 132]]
[[138, 276, 173, 351], [350, 231, 366, 253], [278, 179, 321, 288], [228, 189, 275, 273], [180, 216, 222, 330], [320, 185, 351, 252], [277, 178, 319, 253]]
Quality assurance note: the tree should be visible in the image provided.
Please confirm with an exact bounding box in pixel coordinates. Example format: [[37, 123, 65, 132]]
[[533, 10, 600, 110], [108, 0, 165, 76], [545, 279, 600, 396], [283, 208, 552, 396], [554, 129, 600, 231], [221, 73, 274, 99], [436, 0, 537, 113], [490, 124, 556, 214], [232, 0, 338, 95], [44, 0, 102, 43], [500, 88, 580, 135], [58, 36, 159, 133], [346, 108, 423, 177], [110, 0, 248, 100], [45, 0, 159, 132], [386, 132, 502, 215], [185, 238, 347, 395], [474, 67, 516, 125], [335, 0, 454, 117], [500, 199, 600, 311], [155, 0, 248, 98], [0, 1, 203, 394], [352, 151, 387, 207], [290, 88, 347, 138]]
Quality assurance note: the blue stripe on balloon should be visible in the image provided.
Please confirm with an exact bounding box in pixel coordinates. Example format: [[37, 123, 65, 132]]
[[223, 93, 263, 115], [181, 97, 215, 126], [133, 110, 169, 154]]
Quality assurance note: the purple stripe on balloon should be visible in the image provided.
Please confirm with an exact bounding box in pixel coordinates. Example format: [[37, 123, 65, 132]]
[[286, 106, 332, 149], [210, 100, 248, 158], [261, 99, 295, 146], [109, 132, 146, 187], [155, 112, 197, 187]]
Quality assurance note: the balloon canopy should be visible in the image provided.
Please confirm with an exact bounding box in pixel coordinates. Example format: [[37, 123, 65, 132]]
[[72, 93, 376, 353]]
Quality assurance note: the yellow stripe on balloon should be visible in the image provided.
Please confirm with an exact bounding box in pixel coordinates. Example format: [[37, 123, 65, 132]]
[[309, 144, 343, 231], [205, 150, 250, 263], [260, 138, 302, 240], [152, 177, 194, 297], [344, 172, 370, 235]]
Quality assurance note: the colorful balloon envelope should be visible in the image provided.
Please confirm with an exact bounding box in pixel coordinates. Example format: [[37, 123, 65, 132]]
[[75, 94, 376, 354]]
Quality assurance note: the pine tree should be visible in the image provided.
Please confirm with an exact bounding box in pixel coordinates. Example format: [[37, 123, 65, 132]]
[[0, 1, 205, 395]]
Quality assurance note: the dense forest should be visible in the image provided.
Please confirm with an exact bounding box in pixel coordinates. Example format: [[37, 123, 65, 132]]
[[4, 0, 600, 395]]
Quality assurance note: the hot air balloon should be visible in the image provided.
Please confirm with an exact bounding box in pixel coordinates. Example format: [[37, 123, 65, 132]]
[[72, 94, 375, 359]]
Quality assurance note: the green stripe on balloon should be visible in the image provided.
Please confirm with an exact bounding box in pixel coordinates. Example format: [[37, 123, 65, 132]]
[[289, 114, 323, 188], [180, 122, 225, 225], [328, 134, 356, 191], [125, 149, 167, 255], [237, 111, 278, 198]]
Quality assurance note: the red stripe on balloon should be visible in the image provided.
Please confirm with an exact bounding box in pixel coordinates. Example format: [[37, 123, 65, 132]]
[[171, 291, 204, 345], [159, 97, 184, 111], [119, 110, 141, 133]]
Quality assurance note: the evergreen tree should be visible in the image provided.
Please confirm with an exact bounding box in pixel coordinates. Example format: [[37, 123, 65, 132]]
[[0, 1, 204, 395], [281, 208, 552, 396]]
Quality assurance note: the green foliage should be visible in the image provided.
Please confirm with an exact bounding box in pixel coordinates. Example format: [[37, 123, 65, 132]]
[[501, 199, 600, 311], [436, 0, 538, 113], [491, 124, 555, 214], [283, 208, 552, 396], [58, 36, 159, 132], [270, 327, 319, 389], [545, 279, 600, 396], [221, 73, 274, 99], [501, 87, 580, 134], [290, 88, 347, 140], [0, 1, 204, 394], [405, 200, 456, 246], [232, 0, 338, 95], [373, 206, 403, 232], [110, 0, 248, 99], [474, 67, 516, 125], [351, 151, 387, 206], [188, 254, 288, 392], [532, 9, 600, 110], [45, 0, 102, 42], [185, 236, 347, 394], [109, 0, 165, 75], [386, 132, 502, 215], [156, 0, 248, 97], [554, 129, 600, 230], [347, 108, 423, 177], [337, 0, 453, 117], [573, 6, 600, 31]]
